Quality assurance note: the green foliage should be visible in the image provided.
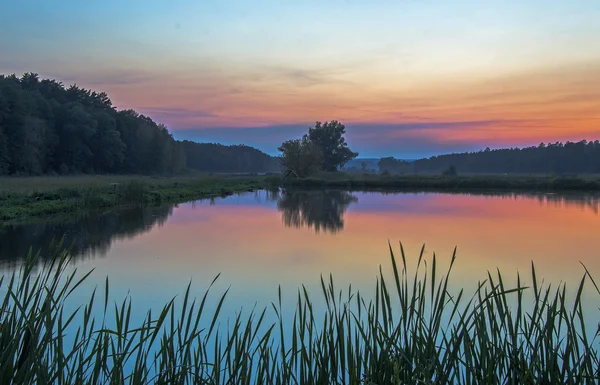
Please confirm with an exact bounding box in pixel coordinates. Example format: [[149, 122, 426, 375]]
[[308, 120, 358, 171], [0, 73, 185, 176], [278, 121, 358, 177], [118, 180, 147, 205], [0, 242, 598, 384], [0, 175, 276, 222], [81, 187, 112, 209], [278, 135, 323, 177]]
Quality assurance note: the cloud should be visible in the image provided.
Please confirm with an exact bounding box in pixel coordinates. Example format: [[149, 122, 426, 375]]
[[136, 106, 219, 121]]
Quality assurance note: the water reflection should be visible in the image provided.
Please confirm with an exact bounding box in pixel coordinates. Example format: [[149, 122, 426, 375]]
[[375, 190, 600, 214], [0, 205, 173, 266], [0, 190, 599, 267], [277, 190, 358, 233]]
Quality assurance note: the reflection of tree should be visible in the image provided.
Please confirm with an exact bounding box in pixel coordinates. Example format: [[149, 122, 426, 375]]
[[277, 190, 357, 234], [0, 206, 173, 266]]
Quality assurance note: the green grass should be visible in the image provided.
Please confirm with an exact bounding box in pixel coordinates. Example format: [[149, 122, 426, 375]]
[[0, 174, 281, 223], [1, 242, 598, 384], [2, 172, 600, 223]]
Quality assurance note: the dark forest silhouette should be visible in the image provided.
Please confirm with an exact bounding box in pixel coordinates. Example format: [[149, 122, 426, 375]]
[[379, 141, 600, 175], [0, 73, 281, 176], [181, 141, 280, 173], [3, 73, 600, 178], [0, 73, 185, 175]]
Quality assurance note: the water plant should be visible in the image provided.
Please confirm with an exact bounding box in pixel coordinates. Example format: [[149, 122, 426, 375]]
[[0, 241, 598, 384]]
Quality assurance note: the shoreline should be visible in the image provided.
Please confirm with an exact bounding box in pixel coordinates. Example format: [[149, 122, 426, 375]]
[[2, 173, 600, 223], [0, 175, 278, 223]]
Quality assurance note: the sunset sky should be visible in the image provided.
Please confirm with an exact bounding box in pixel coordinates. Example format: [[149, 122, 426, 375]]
[[2, 0, 599, 158]]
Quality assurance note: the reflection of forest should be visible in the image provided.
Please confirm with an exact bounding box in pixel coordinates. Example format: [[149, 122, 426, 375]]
[[531, 193, 599, 214], [461, 192, 599, 214], [375, 190, 600, 215], [1, 189, 597, 267], [277, 190, 358, 233], [0, 206, 173, 265]]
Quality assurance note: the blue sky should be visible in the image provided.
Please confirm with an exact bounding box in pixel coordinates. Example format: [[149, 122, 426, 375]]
[[2, 0, 599, 157]]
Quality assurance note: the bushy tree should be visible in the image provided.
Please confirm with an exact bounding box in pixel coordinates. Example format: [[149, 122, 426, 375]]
[[308, 120, 358, 171], [278, 135, 323, 177], [278, 120, 358, 177]]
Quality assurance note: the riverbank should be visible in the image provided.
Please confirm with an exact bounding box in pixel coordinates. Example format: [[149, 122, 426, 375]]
[[281, 172, 600, 192], [0, 174, 279, 222], [3, 173, 600, 223]]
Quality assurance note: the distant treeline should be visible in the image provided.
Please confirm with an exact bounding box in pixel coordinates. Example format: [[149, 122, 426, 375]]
[[379, 141, 600, 175], [0, 73, 281, 176], [181, 141, 280, 173]]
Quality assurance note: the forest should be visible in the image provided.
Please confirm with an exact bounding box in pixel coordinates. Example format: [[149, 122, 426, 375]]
[[181, 141, 280, 173], [0, 73, 186, 175], [0, 73, 281, 176], [379, 141, 600, 175]]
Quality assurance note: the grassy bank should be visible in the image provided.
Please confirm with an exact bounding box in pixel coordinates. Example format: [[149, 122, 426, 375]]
[[282, 172, 600, 192], [1, 242, 598, 384], [3, 173, 600, 223], [0, 174, 279, 222]]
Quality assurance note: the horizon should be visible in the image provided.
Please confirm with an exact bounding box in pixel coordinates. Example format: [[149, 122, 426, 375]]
[[2, 0, 599, 158]]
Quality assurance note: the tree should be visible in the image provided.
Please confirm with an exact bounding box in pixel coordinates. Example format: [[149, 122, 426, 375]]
[[442, 165, 458, 176], [0, 92, 9, 174], [278, 135, 322, 177], [0, 125, 8, 175], [308, 120, 358, 171], [91, 112, 125, 172]]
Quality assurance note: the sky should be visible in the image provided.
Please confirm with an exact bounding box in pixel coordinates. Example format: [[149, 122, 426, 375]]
[[1, 0, 599, 158]]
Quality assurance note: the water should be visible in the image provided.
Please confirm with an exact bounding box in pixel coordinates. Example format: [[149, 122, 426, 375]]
[[1, 189, 600, 329]]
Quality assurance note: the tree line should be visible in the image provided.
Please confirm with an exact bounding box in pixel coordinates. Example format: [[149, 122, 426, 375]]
[[0, 73, 283, 176], [180, 141, 280, 173], [379, 141, 600, 175], [0, 73, 186, 175]]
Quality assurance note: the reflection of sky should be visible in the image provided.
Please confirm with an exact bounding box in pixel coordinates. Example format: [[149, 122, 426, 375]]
[[3, 191, 600, 339]]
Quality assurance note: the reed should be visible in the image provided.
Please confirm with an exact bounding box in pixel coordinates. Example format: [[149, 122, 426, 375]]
[[0, 242, 598, 384]]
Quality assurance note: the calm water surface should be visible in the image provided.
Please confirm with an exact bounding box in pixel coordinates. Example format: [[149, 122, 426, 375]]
[[1, 190, 599, 327]]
